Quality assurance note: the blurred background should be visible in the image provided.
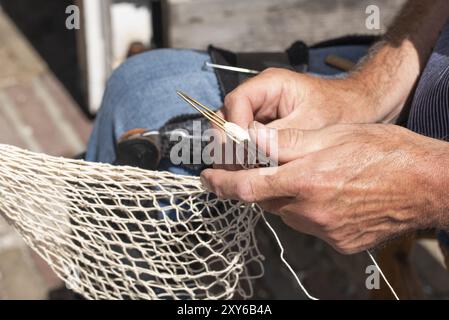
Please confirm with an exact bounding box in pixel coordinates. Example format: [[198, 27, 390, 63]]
[[0, 0, 448, 300]]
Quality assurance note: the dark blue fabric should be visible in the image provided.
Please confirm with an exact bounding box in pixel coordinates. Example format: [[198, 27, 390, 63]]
[[440, 231, 449, 248], [408, 22, 449, 140], [407, 20, 449, 247]]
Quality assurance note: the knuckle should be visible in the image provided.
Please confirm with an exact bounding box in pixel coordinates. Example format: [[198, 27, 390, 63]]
[[283, 129, 303, 149], [317, 217, 332, 231], [311, 211, 334, 230], [263, 173, 277, 189], [224, 93, 236, 109], [261, 67, 278, 75], [261, 67, 287, 78], [235, 179, 256, 203], [268, 67, 288, 74]]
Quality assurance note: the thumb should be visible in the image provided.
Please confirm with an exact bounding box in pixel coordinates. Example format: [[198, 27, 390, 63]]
[[248, 121, 324, 163]]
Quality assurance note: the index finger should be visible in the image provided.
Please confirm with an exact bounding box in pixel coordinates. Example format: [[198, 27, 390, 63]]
[[223, 70, 283, 129], [222, 86, 256, 130], [200, 166, 295, 203]]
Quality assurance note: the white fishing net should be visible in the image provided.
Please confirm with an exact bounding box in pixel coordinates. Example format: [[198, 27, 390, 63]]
[[0, 144, 265, 300]]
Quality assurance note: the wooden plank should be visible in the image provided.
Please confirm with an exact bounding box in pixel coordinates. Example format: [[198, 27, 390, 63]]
[[4, 84, 70, 155], [168, 0, 406, 51], [40, 74, 92, 144], [0, 8, 92, 299], [0, 11, 45, 87]]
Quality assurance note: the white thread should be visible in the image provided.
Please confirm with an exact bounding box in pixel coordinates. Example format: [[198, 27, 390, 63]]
[[260, 212, 319, 300], [224, 122, 251, 143], [367, 250, 400, 300], [261, 210, 399, 301]]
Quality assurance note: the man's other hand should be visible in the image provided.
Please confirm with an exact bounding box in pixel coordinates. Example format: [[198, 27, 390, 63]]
[[201, 123, 449, 254]]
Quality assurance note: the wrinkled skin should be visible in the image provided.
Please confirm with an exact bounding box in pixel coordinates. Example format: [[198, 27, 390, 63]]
[[202, 123, 449, 254], [221, 68, 378, 131]]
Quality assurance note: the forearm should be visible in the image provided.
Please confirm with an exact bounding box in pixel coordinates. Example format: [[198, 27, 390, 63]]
[[350, 0, 449, 123]]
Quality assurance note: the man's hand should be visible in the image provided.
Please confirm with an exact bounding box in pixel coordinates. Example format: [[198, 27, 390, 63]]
[[222, 68, 380, 131], [201, 123, 449, 254]]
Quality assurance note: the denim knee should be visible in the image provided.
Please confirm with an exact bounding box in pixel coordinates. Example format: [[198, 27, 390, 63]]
[[99, 49, 211, 121]]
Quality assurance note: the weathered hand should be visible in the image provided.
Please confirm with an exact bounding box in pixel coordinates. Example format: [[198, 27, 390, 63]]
[[221, 68, 379, 131], [211, 68, 376, 169], [201, 123, 449, 254]]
